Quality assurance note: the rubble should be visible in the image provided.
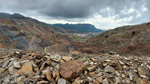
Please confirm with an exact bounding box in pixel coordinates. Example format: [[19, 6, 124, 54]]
[[0, 48, 150, 84]]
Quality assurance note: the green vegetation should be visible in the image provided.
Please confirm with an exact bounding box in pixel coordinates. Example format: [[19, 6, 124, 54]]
[[101, 50, 105, 53], [105, 35, 109, 38], [21, 23, 23, 26], [132, 31, 135, 35], [24, 74, 28, 78], [66, 33, 89, 42]]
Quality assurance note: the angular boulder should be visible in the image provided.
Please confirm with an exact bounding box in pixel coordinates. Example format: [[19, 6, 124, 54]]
[[138, 66, 150, 79], [58, 78, 67, 84], [20, 61, 34, 76], [60, 60, 83, 81], [136, 78, 145, 84], [104, 65, 115, 73], [62, 56, 72, 61]]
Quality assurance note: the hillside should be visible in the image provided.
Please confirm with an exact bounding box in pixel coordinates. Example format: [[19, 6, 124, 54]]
[[0, 13, 75, 52], [53, 23, 104, 33], [79, 22, 150, 55]]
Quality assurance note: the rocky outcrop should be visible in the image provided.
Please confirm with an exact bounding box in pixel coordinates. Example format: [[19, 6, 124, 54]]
[[0, 48, 150, 84]]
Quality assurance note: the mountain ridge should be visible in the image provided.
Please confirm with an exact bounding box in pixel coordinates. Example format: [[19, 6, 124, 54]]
[[0, 12, 104, 33], [53, 23, 104, 33]]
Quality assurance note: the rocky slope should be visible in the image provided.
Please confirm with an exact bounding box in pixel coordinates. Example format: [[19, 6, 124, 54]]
[[0, 13, 75, 52], [0, 48, 149, 84], [81, 22, 150, 55]]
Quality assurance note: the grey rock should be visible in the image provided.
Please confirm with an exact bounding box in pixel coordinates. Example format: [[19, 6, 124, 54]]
[[104, 65, 115, 73], [51, 54, 61, 62], [136, 78, 145, 84], [14, 62, 21, 68], [102, 78, 109, 84], [7, 61, 14, 68], [37, 81, 49, 84], [55, 64, 60, 69], [128, 72, 133, 80], [58, 78, 67, 84], [109, 51, 117, 55], [138, 66, 150, 79], [3, 77, 10, 83], [2, 60, 10, 68], [0, 61, 2, 67], [115, 77, 121, 84]]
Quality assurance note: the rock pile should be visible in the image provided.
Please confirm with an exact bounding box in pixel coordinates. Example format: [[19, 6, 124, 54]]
[[0, 49, 150, 84]]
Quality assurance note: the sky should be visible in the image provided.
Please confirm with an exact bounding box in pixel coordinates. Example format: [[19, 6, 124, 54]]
[[0, 0, 150, 30]]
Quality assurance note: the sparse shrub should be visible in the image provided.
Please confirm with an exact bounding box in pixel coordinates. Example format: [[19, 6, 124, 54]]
[[105, 35, 109, 38], [101, 50, 104, 53], [132, 31, 135, 35], [56, 34, 60, 37], [24, 74, 28, 78], [21, 23, 23, 26]]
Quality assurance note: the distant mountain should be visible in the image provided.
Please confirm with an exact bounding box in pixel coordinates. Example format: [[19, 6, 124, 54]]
[[0, 12, 75, 52], [78, 22, 150, 55], [0, 13, 103, 33], [53, 24, 104, 33], [0, 13, 28, 19]]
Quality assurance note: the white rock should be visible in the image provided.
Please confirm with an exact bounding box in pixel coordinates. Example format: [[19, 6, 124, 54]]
[[102, 78, 109, 84], [58, 78, 67, 84], [105, 59, 111, 62], [14, 62, 21, 68]]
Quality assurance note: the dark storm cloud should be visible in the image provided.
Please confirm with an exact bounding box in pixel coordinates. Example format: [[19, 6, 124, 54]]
[[40, 0, 97, 18], [0, 0, 96, 18], [0, 0, 150, 24]]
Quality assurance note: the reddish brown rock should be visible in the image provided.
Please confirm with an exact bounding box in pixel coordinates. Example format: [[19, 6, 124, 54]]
[[8, 66, 20, 76], [20, 61, 34, 76], [93, 81, 99, 84], [89, 72, 96, 77], [87, 66, 96, 72], [21, 55, 33, 61], [136, 78, 146, 84], [138, 67, 150, 79], [40, 62, 45, 71], [52, 71, 60, 82], [60, 60, 83, 81], [0, 67, 5, 74], [97, 77, 102, 83], [41, 69, 53, 82]]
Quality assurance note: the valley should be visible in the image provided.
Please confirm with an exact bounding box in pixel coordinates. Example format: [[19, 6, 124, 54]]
[[0, 13, 149, 84]]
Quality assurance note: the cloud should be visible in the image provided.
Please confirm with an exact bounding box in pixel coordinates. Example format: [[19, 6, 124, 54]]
[[0, 0, 96, 18], [0, 0, 150, 29]]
